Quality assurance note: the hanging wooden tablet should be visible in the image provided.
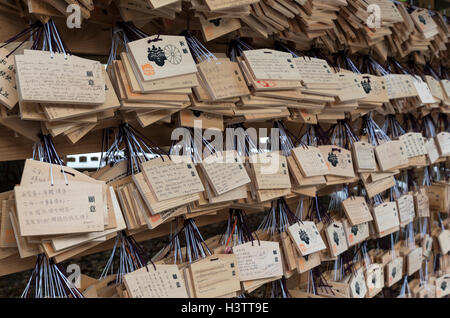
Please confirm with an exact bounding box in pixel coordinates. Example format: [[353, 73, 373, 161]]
[[123, 264, 188, 298], [385, 257, 403, 287], [325, 221, 348, 257], [398, 132, 426, 158], [413, 78, 436, 104], [435, 131, 450, 156], [384, 74, 418, 99], [197, 59, 250, 100], [367, 0, 404, 23], [425, 137, 440, 163], [396, 194, 415, 227], [372, 202, 400, 234], [140, 156, 204, 201], [188, 254, 241, 298], [335, 72, 367, 102], [287, 221, 326, 256], [232, 240, 283, 281], [249, 152, 291, 190], [410, 9, 439, 39], [238, 57, 302, 90], [365, 264, 384, 298], [14, 51, 105, 105], [243, 49, 301, 81], [342, 196, 373, 226], [413, 189, 430, 218], [425, 76, 445, 101], [362, 174, 396, 198], [435, 275, 450, 298], [349, 268, 367, 298], [199, 151, 250, 196], [291, 146, 329, 177], [358, 75, 389, 103], [293, 57, 337, 89], [374, 140, 408, 171], [352, 141, 377, 171], [14, 180, 104, 236], [342, 219, 369, 247], [406, 247, 422, 276], [127, 35, 197, 82], [319, 145, 355, 178], [121, 52, 199, 93]]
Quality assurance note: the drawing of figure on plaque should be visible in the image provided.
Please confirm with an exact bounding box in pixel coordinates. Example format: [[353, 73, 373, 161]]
[[351, 226, 358, 236]]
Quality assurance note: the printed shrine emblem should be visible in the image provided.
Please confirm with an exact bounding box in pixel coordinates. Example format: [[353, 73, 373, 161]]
[[355, 282, 360, 295], [351, 226, 359, 236], [442, 281, 447, 291], [333, 231, 340, 245], [418, 15, 426, 24], [148, 45, 167, 66], [147, 44, 182, 67], [299, 229, 310, 244], [327, 148, 351, 169], [361, 77, 372, 94], [328, 152, 338, 167], [288, 221, 326, 256], [210, 18, 222, 26], [392, 267, 396, 278]]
